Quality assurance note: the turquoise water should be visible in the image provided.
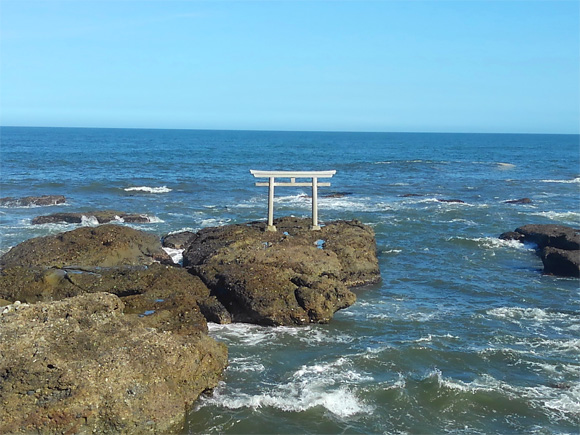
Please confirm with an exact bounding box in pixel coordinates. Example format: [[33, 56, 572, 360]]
[[1, 127, 579, 433]]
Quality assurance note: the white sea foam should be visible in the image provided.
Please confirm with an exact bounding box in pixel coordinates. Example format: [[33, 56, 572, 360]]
[[487, 307, 580, 325], [162, 247, 184, 265], [541, 177, 580, 184], [198, 357, 374, 418], [382, 249, 402, 254], [453, 236, 535, 251], [228, 357, 266, 373], [167, 227, 198, 235], [237, 193, 381, 213], [496, 162, 516, 170], [430, 369, 580, 422], [208, 323, 354, 347], [80, 215, 99, 226], [124, 185, 172, 193], [528, 211, 580, 223], [146, 215, 165, 223], [414, 334, 460, 343], [199, 217, 231, 228]]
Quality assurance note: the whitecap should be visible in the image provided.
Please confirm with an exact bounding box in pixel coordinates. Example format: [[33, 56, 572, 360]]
[[451, 236, 535, 251], [528, 211, 580, 223], [487, 307, 580, 324], [413, 334, 460, 343], [540, 177, 580, 184], [124, 186, 172, 193], [381, 249, 402, 254]]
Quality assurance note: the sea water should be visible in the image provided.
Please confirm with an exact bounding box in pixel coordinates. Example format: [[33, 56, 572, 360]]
[[1, 127, 579, 434]]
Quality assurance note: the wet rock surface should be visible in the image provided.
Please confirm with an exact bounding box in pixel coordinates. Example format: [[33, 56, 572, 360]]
[[0, 224, 172, 268], [0, 293, 227, 435], [0, 263, 222, 334], [32, 210, 153, 225], [0, 195, 66, 207], [183, 217, 381, 325], [500, 224, 580, 277], [162, 231, 196, 249]]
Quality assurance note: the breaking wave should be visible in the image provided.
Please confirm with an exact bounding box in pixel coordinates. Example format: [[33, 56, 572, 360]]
[[124, 185, 172, 193]]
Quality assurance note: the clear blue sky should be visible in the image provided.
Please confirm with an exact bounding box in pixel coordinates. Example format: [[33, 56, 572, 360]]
[[1, 0, 579, 133]]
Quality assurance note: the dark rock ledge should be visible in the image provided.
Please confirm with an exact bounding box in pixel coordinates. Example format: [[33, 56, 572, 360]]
[[0, 195, 66, 207], [32, 210, 154, 225], [500, 224, 580, 278]]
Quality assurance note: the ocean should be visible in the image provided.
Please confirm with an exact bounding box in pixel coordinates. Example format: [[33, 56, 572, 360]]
[[1, 127, 579, 434]]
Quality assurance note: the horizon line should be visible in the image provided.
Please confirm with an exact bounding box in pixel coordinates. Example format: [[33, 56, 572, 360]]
[[1, 124, 578, 136]]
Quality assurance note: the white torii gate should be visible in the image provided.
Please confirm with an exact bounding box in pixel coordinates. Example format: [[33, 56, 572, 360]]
[[250, 170, 337, 231]]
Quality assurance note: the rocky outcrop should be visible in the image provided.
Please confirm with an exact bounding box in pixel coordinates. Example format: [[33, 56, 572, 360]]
[[183, 217, 380, 326], [31, 210, 153, 225], [0, 224, 172, 268], [0, 263, 229, 333], [0, 293, 227, 435], [504, 198, 533, 204], [0, 224, 229, 433], [0, 195, 66, 207], [500, 224, 579, 277], [162, 231, 196, 249]]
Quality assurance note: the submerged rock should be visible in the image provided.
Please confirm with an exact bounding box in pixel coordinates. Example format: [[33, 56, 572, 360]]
[[504, 198, 533, 204], [500, 224, 579, 278], [0, 292, 227, 435], [183, 217, 380, 326], [31, 210, 152, 225], [0, 195, 66, 207], [437, 198, 465, 204]]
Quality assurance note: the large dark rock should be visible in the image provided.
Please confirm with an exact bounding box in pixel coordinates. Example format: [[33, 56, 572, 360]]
[[0, 195, 66, 207], [0, 223, 232, 330], [162, 231, 196, 249], [511, 224, 579, 251], [500, 224, 580, 278], [0, 293, 227, 435], [183, 217, 380, 326], [541, 247, 580, 278], [0, 224, 172, 268], [32, 210, 153, 225]]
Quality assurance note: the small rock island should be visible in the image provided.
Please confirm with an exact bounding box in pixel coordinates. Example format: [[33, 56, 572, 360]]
[[500, 224, 579, 277]]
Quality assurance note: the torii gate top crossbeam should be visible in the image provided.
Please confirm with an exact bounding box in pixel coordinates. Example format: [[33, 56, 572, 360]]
[[250, 170, 336, 231]]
